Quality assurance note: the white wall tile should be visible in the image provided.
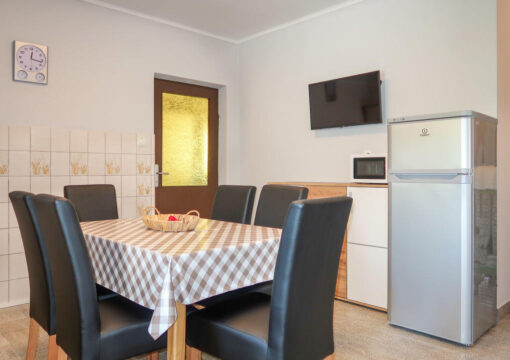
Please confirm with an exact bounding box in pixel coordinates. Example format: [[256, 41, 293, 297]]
[[0, 256, 7, 281], [106, 176, 122, 197], [88, 131, 105, 153], [0, 230, 7, 255], [9, 151, 30, 177], [122, 133, 137, 154], [121, 197, 136, 219], [70, 130, 88, 152], [121, 176, 136, 197], [31, 177, 51, 194], [0, 125, 8, 151], [136, 133, 153, 155], [70, 153, 88, 176], [9, 254, 27, 279], [9, 228, 23, 254], [0, 204, 7, 229], [51, 152, 69, 176], [136, 196, 152, 217], [8, 177, 30, 193], [136, 155, 153, 176], [116, 198, 122, 218], [121, 154, 136, 176], [105, 154, 121, 175], [51, 128, 69, 152], [8, 203, 16, 228], [88, 153, 105, 175], [30, 152, 51, 176], [70, 176, 88, 185], [9, 126, 30, 151], [31, 126, 51, 151], [0, 281, 7, 307], [0, 151, 7, 177], [136, 176, 152, 196], [0, 178, 7, 203], [51, 176, 70, 196], [88, 176, 105, 184], [106, 132, 121, 153], [9, 278, 29, 304]]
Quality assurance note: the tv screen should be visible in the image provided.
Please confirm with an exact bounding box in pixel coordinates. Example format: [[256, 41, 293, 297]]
[[309, 71, 382, 130]]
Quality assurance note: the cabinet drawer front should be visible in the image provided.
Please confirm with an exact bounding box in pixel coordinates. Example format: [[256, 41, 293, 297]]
[[347, 243, 387, 308]]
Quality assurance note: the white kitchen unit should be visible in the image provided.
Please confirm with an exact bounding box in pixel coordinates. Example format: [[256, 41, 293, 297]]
[[346, 187, 388, 309]]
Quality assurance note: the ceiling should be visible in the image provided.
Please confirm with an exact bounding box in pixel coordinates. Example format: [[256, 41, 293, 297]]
[[82, 0, 361, 43]]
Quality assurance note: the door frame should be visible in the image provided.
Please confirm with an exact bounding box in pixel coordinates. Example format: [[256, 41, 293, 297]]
[[154, 78, 219, 217]]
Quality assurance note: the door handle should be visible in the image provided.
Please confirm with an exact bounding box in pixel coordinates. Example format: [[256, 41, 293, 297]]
[[154, 164, 169, 187]]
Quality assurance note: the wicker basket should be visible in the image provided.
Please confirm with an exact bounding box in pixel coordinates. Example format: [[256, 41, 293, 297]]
[[141, 206, 200, 232]]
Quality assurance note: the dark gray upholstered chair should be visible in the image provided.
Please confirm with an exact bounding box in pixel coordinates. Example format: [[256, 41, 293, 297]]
[[64, 184, 119, 300], [63, 184, 118, 221], [9, 191, 58, 360], [251, 184, 309, 296], [253, 184, 309, 228], [210, 185, 256, 224], [32, 194, 166, 360], [186, 196, 352, 360]]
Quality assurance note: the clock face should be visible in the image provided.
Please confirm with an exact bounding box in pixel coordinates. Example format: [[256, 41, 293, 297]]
[[15, 45, 46, 72]]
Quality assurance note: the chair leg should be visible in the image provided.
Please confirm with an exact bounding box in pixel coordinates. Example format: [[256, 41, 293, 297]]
[[47, 335, 58, 360], [147, 351, 159, 360], [186, 345, 201, 360], [26, 318, 40, 360], [56, 346, 68, 360], [324, 354, 335, 360]]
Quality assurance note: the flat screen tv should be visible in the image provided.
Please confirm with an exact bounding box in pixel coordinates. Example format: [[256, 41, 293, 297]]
[[309, 71, 382, 130]]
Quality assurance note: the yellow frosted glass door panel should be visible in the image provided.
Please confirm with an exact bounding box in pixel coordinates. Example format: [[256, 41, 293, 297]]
[[161, 93, 209, 186]]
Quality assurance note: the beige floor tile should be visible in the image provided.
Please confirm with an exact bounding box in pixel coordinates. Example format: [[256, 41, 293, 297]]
[[1, 301, 510, 359]]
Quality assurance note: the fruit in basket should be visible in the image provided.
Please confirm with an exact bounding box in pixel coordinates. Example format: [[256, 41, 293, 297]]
[[168, 215, 180, 221]]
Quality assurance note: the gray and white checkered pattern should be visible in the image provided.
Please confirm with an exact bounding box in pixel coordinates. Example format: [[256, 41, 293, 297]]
[[82, 218, 281, 339]]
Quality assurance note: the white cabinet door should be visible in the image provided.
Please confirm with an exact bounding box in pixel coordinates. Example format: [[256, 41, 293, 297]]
[[347, 243, 388, 308], [347, 187, 388, 248]]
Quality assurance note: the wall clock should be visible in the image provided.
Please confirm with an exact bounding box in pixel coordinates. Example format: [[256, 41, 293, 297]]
[[13, 41, 48, 84]]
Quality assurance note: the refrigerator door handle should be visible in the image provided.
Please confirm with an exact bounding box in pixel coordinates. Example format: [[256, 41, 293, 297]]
[[390, 173, 472, 184], [389, 168, 472, 176]]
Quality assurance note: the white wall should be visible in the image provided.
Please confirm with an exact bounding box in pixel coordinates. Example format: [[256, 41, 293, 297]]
[[0, 0, 242, 184], [498, 0, 510, 309], [238, 0, 497, 188]]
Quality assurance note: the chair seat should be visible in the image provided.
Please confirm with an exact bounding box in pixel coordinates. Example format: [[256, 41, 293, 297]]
[[96, 284, 119, 301], [187, 293, 270, 360], [99, 297, 167, 360]]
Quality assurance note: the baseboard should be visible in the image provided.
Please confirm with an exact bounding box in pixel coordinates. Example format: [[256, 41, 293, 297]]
[[498, 300, 510, 321]]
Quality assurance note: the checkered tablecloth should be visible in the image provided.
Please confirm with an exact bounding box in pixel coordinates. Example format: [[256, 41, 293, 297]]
[[81, 218, 282, 339]]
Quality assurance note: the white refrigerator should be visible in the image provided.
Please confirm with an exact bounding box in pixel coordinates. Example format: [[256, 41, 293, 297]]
[[388, 111, 497, 345]]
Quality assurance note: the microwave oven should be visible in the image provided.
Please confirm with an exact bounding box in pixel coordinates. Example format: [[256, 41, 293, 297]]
[[350, 153, 387, 183]]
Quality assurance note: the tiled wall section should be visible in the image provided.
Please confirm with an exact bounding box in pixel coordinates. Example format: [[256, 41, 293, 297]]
[[0, 125, 154, 308]]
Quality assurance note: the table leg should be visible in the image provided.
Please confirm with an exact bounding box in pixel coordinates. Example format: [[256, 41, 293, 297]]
[[167, 302, 186, 360]]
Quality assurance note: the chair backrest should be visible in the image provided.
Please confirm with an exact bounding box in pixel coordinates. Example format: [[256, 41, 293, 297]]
[[64, 184, 118, 221], [253, 185, 308, 228], [268, 196, 352, 360], [33, 194, 100, 360], [210, 185, 256, 224], [9, 191, 56, 335]]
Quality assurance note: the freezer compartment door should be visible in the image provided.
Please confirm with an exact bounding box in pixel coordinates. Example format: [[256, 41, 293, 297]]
[[389, 182, 472, 344], [389, 117, 471, 172]]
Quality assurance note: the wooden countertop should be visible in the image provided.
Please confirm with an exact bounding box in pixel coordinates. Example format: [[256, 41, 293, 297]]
[[270, 181, 388, 188]]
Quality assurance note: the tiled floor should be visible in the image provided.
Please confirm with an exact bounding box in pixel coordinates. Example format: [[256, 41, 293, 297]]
[[0, 300, 509, 359]]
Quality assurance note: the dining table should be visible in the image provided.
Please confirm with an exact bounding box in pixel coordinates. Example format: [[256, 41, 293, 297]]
[[80, 217, 282, 360]]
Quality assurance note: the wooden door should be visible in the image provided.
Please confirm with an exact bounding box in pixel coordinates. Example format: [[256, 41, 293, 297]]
[[154, 79, 218, 218]]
